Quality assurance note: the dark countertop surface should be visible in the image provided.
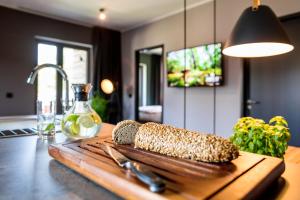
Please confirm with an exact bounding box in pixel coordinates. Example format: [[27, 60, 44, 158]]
[[0, 133, 121, 200]]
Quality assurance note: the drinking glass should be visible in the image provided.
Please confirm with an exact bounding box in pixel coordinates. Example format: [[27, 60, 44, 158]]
[[37, 100, 56, 139]]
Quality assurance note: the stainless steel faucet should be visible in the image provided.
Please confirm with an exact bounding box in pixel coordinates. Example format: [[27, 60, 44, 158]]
[[27, 63, 70, 111]]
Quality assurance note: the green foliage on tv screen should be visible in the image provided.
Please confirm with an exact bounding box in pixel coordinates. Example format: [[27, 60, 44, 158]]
[[167, 43, 222, 87]]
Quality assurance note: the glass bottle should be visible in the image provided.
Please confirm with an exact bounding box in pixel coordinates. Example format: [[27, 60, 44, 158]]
[[61, 83, 102, 139]]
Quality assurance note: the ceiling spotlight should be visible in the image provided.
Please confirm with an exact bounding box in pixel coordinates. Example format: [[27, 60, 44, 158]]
[[99, 8, 106, 20]]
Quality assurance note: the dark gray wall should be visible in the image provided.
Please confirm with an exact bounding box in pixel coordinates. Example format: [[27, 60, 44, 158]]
[[122, 0, 300, 137], [0, 6, 93, 116]]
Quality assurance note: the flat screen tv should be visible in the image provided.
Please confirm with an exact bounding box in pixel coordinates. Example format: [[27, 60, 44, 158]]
[[167, 43, 223, 87]]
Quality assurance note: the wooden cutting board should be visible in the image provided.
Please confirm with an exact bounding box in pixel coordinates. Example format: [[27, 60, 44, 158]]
[[48, 124, 285, 200]]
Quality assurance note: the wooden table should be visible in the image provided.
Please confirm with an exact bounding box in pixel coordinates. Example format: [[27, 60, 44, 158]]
[[80, 123, 300, 199], [274, 147, 300, 199]]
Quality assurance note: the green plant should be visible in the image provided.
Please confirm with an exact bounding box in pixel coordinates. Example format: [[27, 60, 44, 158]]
[[230, 116, 291, 158], [91, 91, 108, 122]]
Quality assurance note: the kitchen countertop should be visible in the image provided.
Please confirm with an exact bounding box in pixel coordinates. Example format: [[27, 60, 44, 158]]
[[0, 121, 299, 200], [0, 132, 121, 200]]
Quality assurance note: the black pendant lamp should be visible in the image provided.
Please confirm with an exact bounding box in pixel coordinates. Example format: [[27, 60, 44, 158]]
[[223, 0, 294, 57]]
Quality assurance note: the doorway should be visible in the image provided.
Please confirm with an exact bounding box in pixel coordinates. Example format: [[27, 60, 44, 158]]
[[135, 45, 164, 123], [243, 13, 300, 146]]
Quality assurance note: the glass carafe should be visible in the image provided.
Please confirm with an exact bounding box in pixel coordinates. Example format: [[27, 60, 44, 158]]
[[61, 84, 102, 139]]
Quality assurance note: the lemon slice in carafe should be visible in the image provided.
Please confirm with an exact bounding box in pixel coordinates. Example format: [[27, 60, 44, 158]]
[[76, 115, 95, 128]]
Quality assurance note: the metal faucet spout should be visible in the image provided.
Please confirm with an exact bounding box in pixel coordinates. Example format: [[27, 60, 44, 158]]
[[27, 72, 36, 84], [27, 63, 70, 111]]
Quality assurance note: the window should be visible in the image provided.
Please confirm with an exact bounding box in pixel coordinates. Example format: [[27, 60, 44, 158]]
[[36, 39, 91, 113], [62, 47, 88, 101], [37, 43, 57, 101]]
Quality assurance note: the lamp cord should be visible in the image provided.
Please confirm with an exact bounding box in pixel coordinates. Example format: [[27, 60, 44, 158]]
[[252, 0, 261, 11], [213, 0, 216, 134], [183, 0, 187, 129], [183, 0, 217, 132]]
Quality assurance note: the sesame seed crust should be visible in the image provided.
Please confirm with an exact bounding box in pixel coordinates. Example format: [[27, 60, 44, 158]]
[[134, 122, 239, 163]]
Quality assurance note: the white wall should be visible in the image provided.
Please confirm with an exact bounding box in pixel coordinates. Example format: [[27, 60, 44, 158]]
[[121, 0, 300, 138]]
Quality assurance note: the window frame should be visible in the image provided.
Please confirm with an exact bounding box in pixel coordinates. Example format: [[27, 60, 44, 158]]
[[34, 38, 93, 114]]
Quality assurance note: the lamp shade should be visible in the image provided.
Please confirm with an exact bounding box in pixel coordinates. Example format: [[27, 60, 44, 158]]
[[223, 5, 294, 57], [101, 79, 114, 94]]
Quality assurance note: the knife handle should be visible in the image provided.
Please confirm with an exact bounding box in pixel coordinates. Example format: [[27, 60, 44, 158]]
[[126, 162, 165, 193]]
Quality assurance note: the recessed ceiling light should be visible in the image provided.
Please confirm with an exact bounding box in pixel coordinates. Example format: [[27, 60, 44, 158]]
[[99, 8, 106, 20]]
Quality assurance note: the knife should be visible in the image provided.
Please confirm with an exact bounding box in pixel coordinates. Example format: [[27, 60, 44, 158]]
[[101, 144, 166, 193]]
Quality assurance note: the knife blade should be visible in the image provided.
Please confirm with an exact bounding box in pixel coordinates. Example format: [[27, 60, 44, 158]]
[[101, 144, 166, 193]]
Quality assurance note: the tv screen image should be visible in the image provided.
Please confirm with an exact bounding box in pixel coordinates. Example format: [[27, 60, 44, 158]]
[[167, 43, 222, 87]]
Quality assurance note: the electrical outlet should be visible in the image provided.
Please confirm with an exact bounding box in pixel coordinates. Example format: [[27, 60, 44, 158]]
[[6, 92, 14, 99]]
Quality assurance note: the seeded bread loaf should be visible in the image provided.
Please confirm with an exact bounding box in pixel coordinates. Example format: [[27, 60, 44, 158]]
[[134, 122, 239, 162], [112, 120, 141, 144]]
